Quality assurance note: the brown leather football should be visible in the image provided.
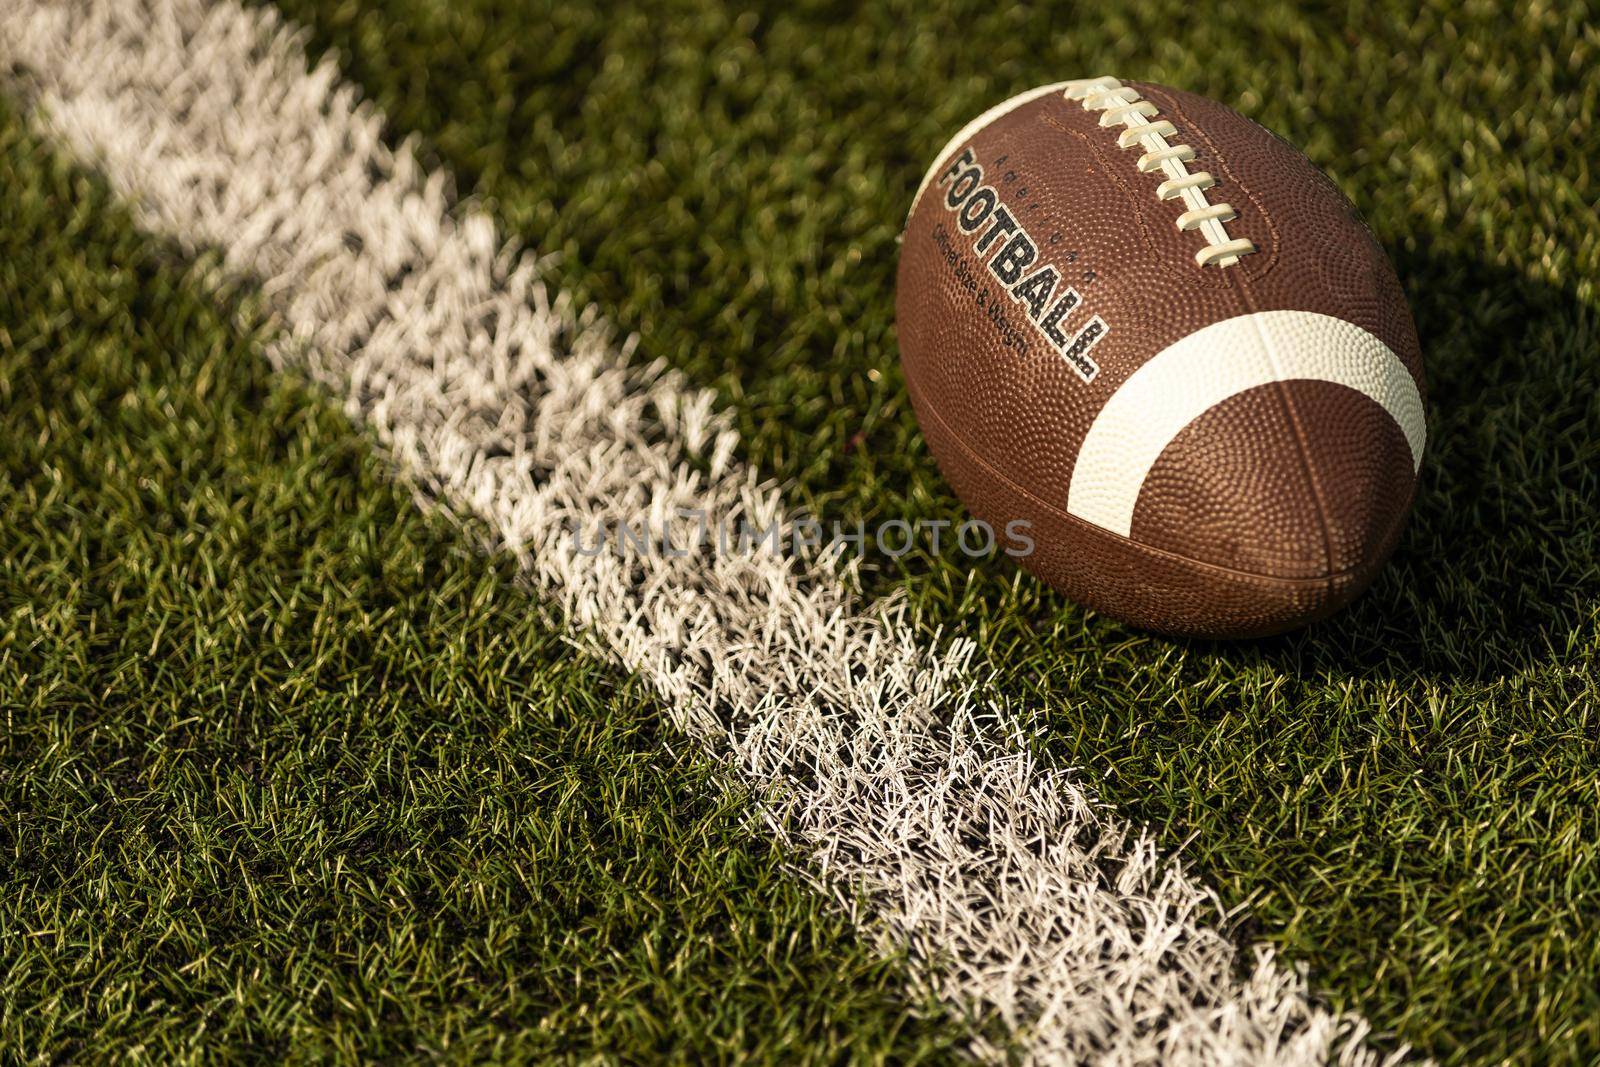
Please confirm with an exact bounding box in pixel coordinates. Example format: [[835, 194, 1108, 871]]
[[895, 77, 1426, 639]]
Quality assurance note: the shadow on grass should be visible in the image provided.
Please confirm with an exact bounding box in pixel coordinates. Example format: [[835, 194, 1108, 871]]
[[1031, 243, 1600, 1065], [1203, 244, 1598, 685]]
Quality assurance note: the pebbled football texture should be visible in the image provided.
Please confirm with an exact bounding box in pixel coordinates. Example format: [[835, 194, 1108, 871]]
[[895, 79, 1425, 639]]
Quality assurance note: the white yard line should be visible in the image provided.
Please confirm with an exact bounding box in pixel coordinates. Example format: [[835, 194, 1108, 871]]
[[0, 2, 1409, 1062]]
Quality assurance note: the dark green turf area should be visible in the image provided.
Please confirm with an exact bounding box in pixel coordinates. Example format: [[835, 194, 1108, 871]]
[[0, 109, 975, 1062], [253, 1, 1599, 1063]]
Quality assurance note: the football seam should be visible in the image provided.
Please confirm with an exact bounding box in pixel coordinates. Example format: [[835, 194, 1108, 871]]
[[905, 374, 1384, 589], [1063, 77, 1257, 268], [1236, 287, 1342, 587], [1141, 84, 1283, 282], [1037, 100, 1269, 295]]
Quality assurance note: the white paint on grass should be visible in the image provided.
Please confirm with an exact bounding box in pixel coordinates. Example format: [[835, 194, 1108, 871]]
[[0, 2, 1413, 1063]]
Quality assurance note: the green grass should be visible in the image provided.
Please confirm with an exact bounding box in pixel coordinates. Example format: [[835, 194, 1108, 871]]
[[253, 1, 1600, 1063], [0, 109, 973, 1063], [3, 0, 1599, 1062]]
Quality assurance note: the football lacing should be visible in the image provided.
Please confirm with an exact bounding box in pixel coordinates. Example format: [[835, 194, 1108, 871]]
[[1064, 77, 1258, 268]]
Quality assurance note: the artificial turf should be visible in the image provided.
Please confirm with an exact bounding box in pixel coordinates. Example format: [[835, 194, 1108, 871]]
[[3, 0, 1598, 1062], [0, 108, 973, 1062], [253, 1, 1600, 1062]]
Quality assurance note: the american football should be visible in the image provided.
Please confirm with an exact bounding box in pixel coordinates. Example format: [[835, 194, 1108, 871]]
[[8, 1, 1596, 1061], [897, 76, 1427, 638]]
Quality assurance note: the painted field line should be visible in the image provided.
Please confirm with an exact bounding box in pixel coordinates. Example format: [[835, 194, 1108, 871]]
[[0, 2, 1409, 1062]]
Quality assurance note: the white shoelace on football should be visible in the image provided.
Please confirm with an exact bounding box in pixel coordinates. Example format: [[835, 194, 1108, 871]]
[[1065, 76, 1259, 268], [0, 3, 1404, 1063]]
